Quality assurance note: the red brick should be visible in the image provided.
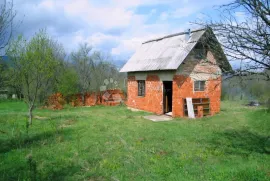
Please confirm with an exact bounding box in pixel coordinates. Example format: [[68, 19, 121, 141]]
[[127, 74, 221, 117], [172, 75, 221, 117], [127, 75, 163, 114]]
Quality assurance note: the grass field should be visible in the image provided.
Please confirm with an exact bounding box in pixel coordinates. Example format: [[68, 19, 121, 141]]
[[0, 101, 269, 181]]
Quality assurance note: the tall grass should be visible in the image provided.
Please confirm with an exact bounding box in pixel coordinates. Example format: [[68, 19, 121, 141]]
[[0, 100, 269, 180]]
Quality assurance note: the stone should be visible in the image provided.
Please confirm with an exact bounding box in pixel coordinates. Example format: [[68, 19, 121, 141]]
[[143, 115, 172, 122]]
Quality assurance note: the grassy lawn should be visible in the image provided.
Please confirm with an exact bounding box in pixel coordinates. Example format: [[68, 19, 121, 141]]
[[0, 101, 269, 181]]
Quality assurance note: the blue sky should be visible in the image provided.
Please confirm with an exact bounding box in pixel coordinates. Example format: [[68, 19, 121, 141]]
[[13, 0, 234, 63]]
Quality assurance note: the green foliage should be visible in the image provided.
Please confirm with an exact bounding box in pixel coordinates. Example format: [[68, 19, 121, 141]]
[[268, 99, 270, 112], [7, 31, 59, 103], [6, 30, 63, 124], [0, 0, 16, 51], [222, 74, 270, 103], [0, 63, 6, 89], [0, 101, 269, 180], [247, 79, 270, 102], [56, 68, 79, 97]]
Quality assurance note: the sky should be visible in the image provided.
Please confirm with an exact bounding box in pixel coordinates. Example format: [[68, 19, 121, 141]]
[[12, 0, 234, 65]]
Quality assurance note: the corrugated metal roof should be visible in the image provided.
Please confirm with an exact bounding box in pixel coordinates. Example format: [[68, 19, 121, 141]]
[[120, 29, 206, 72]]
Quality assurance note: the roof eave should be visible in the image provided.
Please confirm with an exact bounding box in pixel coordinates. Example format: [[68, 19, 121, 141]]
[[120, 68, 177, 73]]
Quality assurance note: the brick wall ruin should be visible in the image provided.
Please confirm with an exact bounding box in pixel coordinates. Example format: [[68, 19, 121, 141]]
[[47, 89, 126, 109]]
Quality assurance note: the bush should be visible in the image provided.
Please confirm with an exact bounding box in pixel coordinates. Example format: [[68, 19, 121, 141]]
[[267, 98, 270, 112]]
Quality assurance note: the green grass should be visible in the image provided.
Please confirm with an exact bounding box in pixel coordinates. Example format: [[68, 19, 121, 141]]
[[0, 100, 269, 181]]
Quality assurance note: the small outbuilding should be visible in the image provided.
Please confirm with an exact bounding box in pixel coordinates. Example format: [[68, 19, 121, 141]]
[[120, 28, 231, 118]]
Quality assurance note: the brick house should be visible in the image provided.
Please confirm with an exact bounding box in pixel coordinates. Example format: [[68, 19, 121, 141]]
[[120, 28, 231, 117]]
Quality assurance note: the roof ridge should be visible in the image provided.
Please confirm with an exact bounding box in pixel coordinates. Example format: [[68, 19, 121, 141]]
[[142, 28, 206, 44]]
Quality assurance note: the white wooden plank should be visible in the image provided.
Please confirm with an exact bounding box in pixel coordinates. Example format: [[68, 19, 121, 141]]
[[186, 98, 195, 119]]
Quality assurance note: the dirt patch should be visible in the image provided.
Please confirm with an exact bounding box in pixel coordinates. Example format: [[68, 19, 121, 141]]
[[34, 116, 49, 120], [157, 150, 168, 156], [137, 137, 146, 142], [64, 119, 77, 125], [59, 119, 78, 128]]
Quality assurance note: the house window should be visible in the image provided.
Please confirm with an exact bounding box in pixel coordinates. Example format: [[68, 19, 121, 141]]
[[138, 80, 145, 96], [194, 81, 206, 91]]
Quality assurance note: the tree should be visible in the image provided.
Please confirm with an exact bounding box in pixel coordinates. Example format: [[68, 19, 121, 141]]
[[56, 66, 79, 97], [71, 43, 93, 105], [0, 0, 16, 90], [0, 58, 8, 89], [197, 0, 269, 80], [7, 30, 60, 125], [37, 40, 66, 104], [71, 46, 126, 105], [90, 51, 120, 91], [0, 0, 16, 51], [5, 60, 23, 99]]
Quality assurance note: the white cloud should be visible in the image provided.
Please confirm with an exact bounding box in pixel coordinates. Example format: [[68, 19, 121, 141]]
[[111, 38, 141, 55], [150, 9, 157, 15], [182, 0, 190, 3], [38, 0, 54, 10], [172, 6, 201, 18], [160, 12, 169, 21], [196, 13, 207, 20], [89, 33, 117, 46], [63, 0, 148, 29], [13, 0, 233, 60], [111, 23, 179, 56]]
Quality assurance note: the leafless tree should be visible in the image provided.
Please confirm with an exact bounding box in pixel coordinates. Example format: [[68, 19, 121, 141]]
[[71, 43, 94, 105], [196, 0, 270, 81], [0, 0, 16, 51], [71, 46, 125, 105], [91, 51, 119, 91]]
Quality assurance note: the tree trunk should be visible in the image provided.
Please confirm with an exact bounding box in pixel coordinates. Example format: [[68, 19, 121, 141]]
[[28, 106, 33, 125], [81, 92, 85, 106]]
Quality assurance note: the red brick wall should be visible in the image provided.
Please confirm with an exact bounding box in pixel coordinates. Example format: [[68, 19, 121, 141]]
[[127, 75, 163, 114], [47, 93, 65, 110], [46, 89, 126, 108], [172, 75, 221, 117], [72, 89, 126, 106], [126, 74, 221, 117]]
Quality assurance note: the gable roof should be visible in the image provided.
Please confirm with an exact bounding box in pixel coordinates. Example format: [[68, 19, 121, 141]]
[[120, 28, 231, 73], [120, 29, 206, 72]]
